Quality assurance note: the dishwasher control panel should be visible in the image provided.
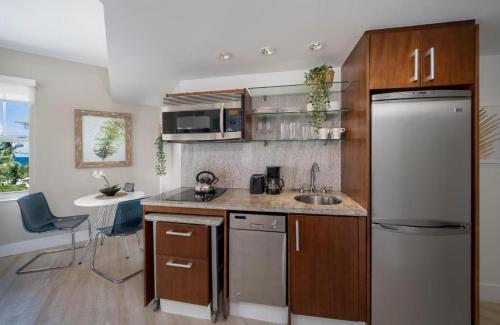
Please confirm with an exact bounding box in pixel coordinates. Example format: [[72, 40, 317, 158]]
[[229, 213, 286, 232]]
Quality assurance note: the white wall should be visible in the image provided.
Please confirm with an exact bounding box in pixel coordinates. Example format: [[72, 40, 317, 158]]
[[0, 48, 159, 250], [160, 68, 341, 193], [479, 54, 500, 302]]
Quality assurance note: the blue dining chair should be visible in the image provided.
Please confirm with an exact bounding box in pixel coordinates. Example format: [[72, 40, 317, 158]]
[[16, 192, 90, 274], [91, 198, 143, 283]]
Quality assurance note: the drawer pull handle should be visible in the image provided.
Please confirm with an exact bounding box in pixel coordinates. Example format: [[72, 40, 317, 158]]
[[166, 230, 192, 237], [166, 260, 193, 269]]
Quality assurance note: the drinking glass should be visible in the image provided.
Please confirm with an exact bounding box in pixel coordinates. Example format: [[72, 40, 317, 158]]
[[280, 123, 289, 140], [289, 122, 296, 140]]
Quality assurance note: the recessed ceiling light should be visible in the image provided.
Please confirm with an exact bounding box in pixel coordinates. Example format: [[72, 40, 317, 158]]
[[216, 52, 232, 60], [259, 47, 276, 56], [308, 42, 324, 51]]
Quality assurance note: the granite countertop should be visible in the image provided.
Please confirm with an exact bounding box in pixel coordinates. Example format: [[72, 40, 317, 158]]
[[141, 188, 367, 217]]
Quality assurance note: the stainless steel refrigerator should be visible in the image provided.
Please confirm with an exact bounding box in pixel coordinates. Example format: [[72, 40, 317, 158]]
[[371, 90, 472, 325]]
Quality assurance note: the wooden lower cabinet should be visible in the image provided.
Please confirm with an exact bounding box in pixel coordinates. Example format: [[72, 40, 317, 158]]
[[155, 221, 211, 306], [156, 222, 209, 259], [288, 214, 362, 321], [156, 255, 210, 305]]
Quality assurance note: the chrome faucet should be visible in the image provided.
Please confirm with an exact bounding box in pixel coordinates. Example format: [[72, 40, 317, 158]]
[[310, 162, 320, 193]]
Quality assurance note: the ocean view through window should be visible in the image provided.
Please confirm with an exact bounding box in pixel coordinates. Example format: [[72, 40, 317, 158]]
[[0, 100, 30, 192]]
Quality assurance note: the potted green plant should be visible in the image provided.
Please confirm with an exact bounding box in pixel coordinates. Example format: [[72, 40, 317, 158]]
[[305, 64, 334, 133]]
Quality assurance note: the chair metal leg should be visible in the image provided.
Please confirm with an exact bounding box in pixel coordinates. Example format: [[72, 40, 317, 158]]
[[80, 207, 108, 264], [120, 237, 129, 259], [17, 230, 83, 274], [71, 229, 76, 262], [136, 232, 143, 251], [91, 232, 142, 283], [78, 219, 93, 264]]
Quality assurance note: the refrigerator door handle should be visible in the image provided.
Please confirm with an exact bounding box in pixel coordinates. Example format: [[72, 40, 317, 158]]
[[372, 223, 470, 236]]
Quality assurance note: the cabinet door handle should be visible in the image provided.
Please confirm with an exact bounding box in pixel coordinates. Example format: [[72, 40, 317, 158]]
[[425, 47, 435, 81], [166, 230, 192, 237], [166, 260, 193, 269], [411, 48, 419, 82], [295, 219, 300, 252]]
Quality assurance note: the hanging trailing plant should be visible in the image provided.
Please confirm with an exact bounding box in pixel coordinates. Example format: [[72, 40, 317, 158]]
[[154, 135, 167, 176], [304, 64, 333, 133]]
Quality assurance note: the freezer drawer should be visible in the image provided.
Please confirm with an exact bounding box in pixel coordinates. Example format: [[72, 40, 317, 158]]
[[372, 224, 471, 325]]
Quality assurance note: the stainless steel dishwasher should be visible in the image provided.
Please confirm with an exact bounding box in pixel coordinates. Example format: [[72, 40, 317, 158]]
[[229, 212, 287, 307]]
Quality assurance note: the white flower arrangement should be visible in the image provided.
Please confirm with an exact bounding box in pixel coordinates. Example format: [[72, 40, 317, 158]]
[[91, 170, 116, 189]]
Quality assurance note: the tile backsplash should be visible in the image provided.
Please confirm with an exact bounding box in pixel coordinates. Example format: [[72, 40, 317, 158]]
[[181, 141, 340, 190]]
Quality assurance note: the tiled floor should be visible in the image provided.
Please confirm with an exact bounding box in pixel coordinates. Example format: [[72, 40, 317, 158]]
[[0, 236, 499, 324]]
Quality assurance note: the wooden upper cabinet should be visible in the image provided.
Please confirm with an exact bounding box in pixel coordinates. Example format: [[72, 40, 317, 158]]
[[420, 23, 476, 87], [369, 30, 421, 89], [369, 21, 476, 90], [289, 215, 360, 321]]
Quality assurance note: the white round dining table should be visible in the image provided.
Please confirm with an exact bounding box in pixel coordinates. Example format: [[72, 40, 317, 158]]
[[74, 191, 144, 264]]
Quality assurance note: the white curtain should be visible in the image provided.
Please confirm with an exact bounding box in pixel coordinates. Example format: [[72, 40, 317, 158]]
[[0, 75, 36, 103]]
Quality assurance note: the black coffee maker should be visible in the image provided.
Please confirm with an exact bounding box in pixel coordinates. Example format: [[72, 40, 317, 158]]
[[266, 166, 284, 195]]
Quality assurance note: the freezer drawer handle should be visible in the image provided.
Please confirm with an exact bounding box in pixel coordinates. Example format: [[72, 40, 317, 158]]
[[166, 260, 193, 269], [166, 230, 193, 237], [379, 223, 465, 231], [373, 223, 470, 235]]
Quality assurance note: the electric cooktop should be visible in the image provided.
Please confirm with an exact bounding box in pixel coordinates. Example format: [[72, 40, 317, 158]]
[[161, 187, 227, 202]]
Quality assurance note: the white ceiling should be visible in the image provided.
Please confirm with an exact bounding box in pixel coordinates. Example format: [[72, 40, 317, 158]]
[[0, 0, 107, 67], [1, 0, 500, 106], [101, 0, 500, 106]]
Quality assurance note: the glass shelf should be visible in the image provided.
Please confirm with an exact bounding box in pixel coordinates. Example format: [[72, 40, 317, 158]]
[[253, 139, 342, 142], [253, 109, 348, 116], [248, 81, 349, 97], [253, 139, 342, 145]]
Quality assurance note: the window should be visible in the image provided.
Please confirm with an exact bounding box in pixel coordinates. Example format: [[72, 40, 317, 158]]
[[0, 76, 35, 193]]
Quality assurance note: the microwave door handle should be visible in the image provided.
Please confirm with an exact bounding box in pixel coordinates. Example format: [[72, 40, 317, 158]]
[[219, 103, 224, 138]]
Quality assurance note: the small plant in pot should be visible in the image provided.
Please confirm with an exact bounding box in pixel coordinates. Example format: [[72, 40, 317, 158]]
[[91, 170, 121, 196], [305, 64, 334, 134]]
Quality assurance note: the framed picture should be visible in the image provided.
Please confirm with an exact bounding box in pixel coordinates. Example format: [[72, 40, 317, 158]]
[[75, 109, 132, 168], [480, 106, 500, 164]]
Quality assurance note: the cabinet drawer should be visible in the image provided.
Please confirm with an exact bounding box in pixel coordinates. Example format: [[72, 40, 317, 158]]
[[156, 222, 209, 259], [156, 255, 210, 306]]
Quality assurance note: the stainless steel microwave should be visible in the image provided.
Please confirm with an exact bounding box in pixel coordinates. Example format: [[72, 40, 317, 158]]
[[162, 89, 252, 142]]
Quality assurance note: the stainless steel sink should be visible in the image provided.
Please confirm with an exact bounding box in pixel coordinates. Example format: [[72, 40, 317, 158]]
[[294, 194, 342, 205]]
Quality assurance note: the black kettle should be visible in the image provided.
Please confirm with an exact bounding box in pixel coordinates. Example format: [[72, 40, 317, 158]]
[[194, 171, 219, 195]]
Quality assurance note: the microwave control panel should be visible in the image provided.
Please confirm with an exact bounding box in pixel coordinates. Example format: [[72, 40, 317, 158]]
[[225, 109, 242, 132]]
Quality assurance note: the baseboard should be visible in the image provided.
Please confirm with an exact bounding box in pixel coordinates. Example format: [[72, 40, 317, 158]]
[[481, 282, 500, 303], [230, 302, 288, 324], [0, 230, 89, 257], [291, 314, 365, 325], [160, 299, 211, 320]]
